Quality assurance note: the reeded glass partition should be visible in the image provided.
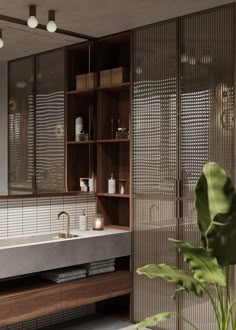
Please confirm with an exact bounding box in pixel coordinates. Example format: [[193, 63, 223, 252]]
[[132, 4, 235, 329]]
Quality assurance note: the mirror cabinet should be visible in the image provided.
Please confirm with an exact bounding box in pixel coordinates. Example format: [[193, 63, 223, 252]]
[[8, 48, 65, 195]]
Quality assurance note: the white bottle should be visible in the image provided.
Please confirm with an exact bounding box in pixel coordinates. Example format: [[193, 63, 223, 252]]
[[108, 173, 116, 194], [79, 210, 88, 231], [89, 174, 95, 192], [75, 116, 83, 141]]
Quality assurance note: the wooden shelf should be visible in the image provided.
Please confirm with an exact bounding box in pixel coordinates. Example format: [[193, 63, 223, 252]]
[[67, 140, 129, 144], [105, 225, 130, 231], [61, 271, 131, 310], [67, 140, 96, 145], [0, 271, 131, 327], [66, 88, 95, 95], [97, 139, 130, 143], [97, 82, 130, 92], [97, 193, 130, 198], [67, 82, 130, 96]]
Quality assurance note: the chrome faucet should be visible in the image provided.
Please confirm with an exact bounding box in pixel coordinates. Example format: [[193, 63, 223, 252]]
[[57, 211, 70, 239]]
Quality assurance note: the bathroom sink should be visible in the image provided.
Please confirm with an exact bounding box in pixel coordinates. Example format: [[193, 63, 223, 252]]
[[0, 233, 64, 248], [0, 228, 131, 280], [57, 233, 79, 239], [0, 232, 81, 249]]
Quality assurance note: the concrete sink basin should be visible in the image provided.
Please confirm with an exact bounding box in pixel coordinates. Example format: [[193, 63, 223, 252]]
[[0, 232, 75, 248], [0, 228, 131, 280]]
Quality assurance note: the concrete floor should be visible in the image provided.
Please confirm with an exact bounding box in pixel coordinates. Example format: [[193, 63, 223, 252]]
[[41, 315, 133, 330]]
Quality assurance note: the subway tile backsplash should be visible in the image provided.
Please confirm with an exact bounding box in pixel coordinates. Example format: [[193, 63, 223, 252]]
[[0, 194, 96, 238]]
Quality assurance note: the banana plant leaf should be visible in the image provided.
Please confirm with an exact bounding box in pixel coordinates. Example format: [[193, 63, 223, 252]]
[[135, 312, 172, 329], [135, 312, 198, 330], [170, 239, 226, 286], [137, 264, 204, 297], [195, 162, 236, 266]]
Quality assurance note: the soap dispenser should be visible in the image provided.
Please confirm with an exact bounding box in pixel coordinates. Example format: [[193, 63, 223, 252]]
[[108, 173, 116, 194], [79, 210, 88, 231]]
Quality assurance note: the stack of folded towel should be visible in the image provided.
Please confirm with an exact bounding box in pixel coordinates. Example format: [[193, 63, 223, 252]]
[[86, 258, 116, 276], [40, 266, 87, 283]]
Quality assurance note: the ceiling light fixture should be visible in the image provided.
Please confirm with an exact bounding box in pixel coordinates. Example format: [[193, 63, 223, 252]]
[[27, 5, 38, 29], [0, 29, 4, 48], [47, 10, 57, 33]]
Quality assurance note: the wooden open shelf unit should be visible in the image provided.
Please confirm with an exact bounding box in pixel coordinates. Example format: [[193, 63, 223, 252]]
[[65, 32, 131, 225], [0, 270, 131, 327], [65, 32, 131, 320]]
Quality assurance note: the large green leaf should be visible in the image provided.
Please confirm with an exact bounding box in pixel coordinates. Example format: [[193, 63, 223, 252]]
[[135, 312, 172, 329], [137, 264, 204, 297], [195, 162, 236, 266], [135, 312, 198, 330], [171, 239, 226, 286]]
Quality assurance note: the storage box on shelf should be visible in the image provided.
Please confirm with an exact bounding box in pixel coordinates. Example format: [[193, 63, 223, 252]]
[[100, 69, 112, 87], [87, 72, 98, 89], [76, 73, 87, 90], [111, 67, 129, 85], [99, 67, 128, 87], [76, 72, 98, 91]]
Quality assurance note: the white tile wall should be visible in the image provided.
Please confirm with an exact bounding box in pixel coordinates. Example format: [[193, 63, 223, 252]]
[[0, 194, 96, 238], [0, 193, 97, 330]]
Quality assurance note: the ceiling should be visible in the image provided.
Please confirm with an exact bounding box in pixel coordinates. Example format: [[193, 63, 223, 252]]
[[0, 0, 233, 61]]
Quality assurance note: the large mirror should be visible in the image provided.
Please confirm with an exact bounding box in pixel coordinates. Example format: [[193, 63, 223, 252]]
[[0, 22, 82, 196]]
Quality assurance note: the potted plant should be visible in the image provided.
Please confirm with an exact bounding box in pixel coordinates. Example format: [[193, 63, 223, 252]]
[[136, 162, 236, 330]]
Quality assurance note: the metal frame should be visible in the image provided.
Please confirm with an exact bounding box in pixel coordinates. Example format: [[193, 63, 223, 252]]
[[0, 13, 95, 41]]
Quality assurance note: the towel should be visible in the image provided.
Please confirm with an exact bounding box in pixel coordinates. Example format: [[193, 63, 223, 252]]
[[40, 266, 87, 280], [41, 273, 86, 283], [88, 258, 115, 267], [51, 274, 86, 284], [88, 266, 115, 276], [86, 261, 115, 271]]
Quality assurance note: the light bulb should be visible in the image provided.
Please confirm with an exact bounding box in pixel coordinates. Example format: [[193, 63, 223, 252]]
[[47, 10, 57, 33], [27, 16, 38, 28], [0, 29, 3, 48], [27, 5, 38, 29], [47, 20, 57, 33]]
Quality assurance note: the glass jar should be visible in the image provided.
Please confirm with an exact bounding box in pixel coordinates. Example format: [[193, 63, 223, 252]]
[[93, 214, 104, 230]]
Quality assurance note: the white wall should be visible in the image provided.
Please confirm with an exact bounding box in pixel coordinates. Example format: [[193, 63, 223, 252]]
[[0, 62, 8, 195]]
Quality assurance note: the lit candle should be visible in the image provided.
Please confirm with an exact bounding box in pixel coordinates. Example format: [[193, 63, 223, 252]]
[[93, 214, 104, 230]]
